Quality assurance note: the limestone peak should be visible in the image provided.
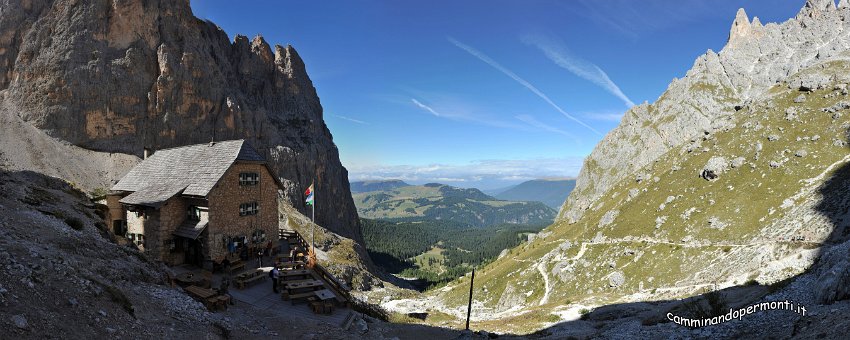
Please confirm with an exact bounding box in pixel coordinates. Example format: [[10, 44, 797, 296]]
[[728, 8, 751, 44], [798, 0, 837, 18], [808, 0, 837, 11]]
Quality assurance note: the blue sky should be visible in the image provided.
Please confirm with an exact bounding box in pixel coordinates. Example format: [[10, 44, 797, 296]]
[[191, 0, 804, 189]]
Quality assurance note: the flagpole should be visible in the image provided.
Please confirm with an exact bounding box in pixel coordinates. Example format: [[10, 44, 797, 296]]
[[311, 178, 315, 257]]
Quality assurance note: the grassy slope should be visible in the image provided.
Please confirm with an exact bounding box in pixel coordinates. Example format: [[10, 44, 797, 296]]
[[411, 245, 447, 273], [424, 61, 850, 334]]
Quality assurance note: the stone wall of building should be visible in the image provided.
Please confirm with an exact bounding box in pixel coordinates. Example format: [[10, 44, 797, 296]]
[[207, 162, 280, 262], [156, 196, 188, 265], [106, 193, 127, 234], [125, 207, 158, 255]]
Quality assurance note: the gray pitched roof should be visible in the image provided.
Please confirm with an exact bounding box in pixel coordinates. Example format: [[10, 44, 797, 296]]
[[119, 182, 188, 208], [173, 220, 208, 240], [112, 140, 267, 198]]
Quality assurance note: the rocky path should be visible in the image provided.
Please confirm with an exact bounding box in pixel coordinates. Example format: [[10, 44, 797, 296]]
[[536, 260, 551, 306]]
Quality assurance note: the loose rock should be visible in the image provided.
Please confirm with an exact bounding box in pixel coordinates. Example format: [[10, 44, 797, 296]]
[[609, 271, 625, 288], [730, 157, 746, 168], [12, 314, 27, 329]]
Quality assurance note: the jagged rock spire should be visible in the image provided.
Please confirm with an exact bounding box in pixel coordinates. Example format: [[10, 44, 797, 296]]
[[728, 8, 751, 44], [798, 0, 837, 19], [808, 0, 837, 11]]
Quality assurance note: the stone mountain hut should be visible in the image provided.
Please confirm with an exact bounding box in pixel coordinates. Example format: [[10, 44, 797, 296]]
[[107, 140, 282, 268]]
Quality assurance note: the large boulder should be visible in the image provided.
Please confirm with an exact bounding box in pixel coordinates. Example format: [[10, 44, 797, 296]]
[[701, 156, 729, 181]]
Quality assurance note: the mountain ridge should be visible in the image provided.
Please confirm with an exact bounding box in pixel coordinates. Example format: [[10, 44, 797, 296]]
[[493, 179, 576, 209], [353, 182, 556, 227], [350, 179, 411, 193]]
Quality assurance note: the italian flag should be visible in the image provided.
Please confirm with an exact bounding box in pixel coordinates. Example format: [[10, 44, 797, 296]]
[[305, 183, 314, 206]]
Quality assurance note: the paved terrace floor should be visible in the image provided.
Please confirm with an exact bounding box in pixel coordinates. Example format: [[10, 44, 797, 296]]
[[172, 240, 350, 327]]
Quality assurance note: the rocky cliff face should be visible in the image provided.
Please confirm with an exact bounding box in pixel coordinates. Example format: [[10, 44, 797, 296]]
[[0, 0, 361, 242], [561, 0, 850, 224]]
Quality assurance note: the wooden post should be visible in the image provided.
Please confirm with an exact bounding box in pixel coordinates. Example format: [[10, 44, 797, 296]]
[[466, 268, 475, 330]]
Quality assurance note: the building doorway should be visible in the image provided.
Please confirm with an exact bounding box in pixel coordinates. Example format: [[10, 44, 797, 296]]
[[184, 238, 203, 266], [112, 220, 126, 236]]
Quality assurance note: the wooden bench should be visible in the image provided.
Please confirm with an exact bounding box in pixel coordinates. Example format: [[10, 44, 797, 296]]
[[205, 296, 223, 311], [214, 295, 231, 310], [309, 299, 334, 314], [235, 268, 261, 278], [235, 273, 266, 289], [229, 259, 245, 272], [205, 295, 231, 311], [287, 291, 315, 305]]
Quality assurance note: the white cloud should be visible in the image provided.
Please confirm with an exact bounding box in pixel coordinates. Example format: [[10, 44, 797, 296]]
[[447, 37, 602, 136], [411, 98, 441, 117], [347, 158, 585, 189], [523, 34, 634, 108]]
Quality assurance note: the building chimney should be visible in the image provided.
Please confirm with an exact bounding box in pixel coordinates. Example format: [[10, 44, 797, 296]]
[[143, 148, 152, 160]]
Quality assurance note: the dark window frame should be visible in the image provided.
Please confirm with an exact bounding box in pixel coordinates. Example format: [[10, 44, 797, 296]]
[[239, 172, 260, 186], [187, 205, 201, 221], [239, 202, 259, 216]]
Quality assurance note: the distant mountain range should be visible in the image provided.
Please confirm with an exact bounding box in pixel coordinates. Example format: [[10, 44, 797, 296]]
[[350, 180, 411, 193], [351, 182, 556, 227], [492, 178, 576, 209]]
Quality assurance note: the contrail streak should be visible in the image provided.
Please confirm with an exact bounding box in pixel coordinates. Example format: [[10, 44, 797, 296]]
[[515, 114, 575, 139], [411, 98, 441, 117], [331, 114, 369, 125], [523, 34, 634, 108], [448, 37, 602, 136]]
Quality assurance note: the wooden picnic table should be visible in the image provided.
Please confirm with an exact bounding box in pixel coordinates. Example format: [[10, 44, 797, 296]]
[[284, 279, 323, 293], [235, 269, 266, 289], [175, 272, 205, 287], [282, 278, 317, 285], [313, 289, 336, 301], [276, 261, 305, 270], [185, 285, 230, 311], [185, 285, 217, 299], [235, 268, 263, 279], [280, 269, 311, 280], [281, 280, 322, 304]]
